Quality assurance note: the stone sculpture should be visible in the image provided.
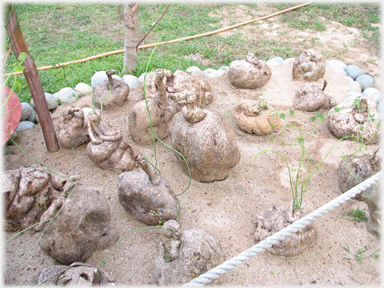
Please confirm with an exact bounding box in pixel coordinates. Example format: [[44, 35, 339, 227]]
[[360, 179, 381, 239], [228, 52, 272, 89], [292, 49, 325, 81]]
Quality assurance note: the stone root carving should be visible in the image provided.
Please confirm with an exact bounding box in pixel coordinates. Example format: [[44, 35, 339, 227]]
[[337, 145, 381, 200], [253, 201, 317, 257], [3, 166, 79, 232], [327, 96, 381, 144], [228, 52, 272, 89], [293, 81, 337, 112], [39, 187, 119, 265], [155, 220, 225, 285], [93, 69, 130, 110], [86, 110, 138, 172], [129, 69, 177, 145], [360, 178, 381, 239], [234, 99, 282, 135], [292, 49, 325, 81], [57, 106, 97, 148], [118, 156, 179, 226], [30, 263, 115, 286]]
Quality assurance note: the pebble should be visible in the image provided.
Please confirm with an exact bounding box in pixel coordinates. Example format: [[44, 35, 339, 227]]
[[363, 87, 381, 103], [186, 66, 201, 73], [204, 68, 217, 75], [344, 65, 363, 80], [138, 73, 149, 82], [91, 71, 108, 88], [16, 121, 34, 132], [20, 102, 32, 121], [207, 69, 226, 79], [345, 81, 362, 92], [325, 59, 347, 71], [28, 107, 37, 123], [123, 75, 140, 89], [283, 58, 295, 64], [191, 70, 207, 78], [74, 83, 93, 96], [218, 66, 230, 71], [55, 87, 79, 105], [355, 74, 375, 91], [30, 93, 59, 110]]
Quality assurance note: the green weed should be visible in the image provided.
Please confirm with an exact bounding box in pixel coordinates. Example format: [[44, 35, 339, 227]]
[[340, 208, 369, 222]]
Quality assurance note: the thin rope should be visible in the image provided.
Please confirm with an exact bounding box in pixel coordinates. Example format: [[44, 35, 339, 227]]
[[183, 172, 381, 286]]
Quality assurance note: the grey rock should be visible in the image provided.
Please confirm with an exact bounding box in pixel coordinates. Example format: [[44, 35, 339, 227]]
[[91, 71, 108, 88], [356, 74, 375, 91], [325, 59, 347, 71], [20, 102, 32, 121], [344, 64, 363, 80], [122, 74, 140, 89], [363, 87, 381, 103], [55, 88, 79, 105], [30, 92, 59, 110], [186, 66, 201, 73], [16, 121, 34, 132], [28, 106, 37, 122]]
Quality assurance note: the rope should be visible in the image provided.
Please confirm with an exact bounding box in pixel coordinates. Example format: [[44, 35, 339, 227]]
[[3, 2, 313, 77], [183, 172, 381, 286]]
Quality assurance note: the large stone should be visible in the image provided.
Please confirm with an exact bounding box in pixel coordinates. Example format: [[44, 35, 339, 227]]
[[91, 71, 108, 88], [363, 87, 381, 103], [39, 187, 119, 265], [228, 52, 271, 89], [293, 82, 336, 112], [93, 77, 130, 110], [325, 59, 347, 71], [292, 49, 325, 81]]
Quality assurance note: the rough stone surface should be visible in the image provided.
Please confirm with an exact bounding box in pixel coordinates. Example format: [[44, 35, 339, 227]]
[[122, 74, 140, 89], [118, 159, 179, 226], [39, 187, 119, 265], [293, 82, 336, 112], [155, 227, 225, 285], [20, 102, 32, 121], [363, 87, 381, 103], [228, 52, 272, 89], [327, 96, 381, 144], [356, 74, 375, 91], [16, 120, 34, 132], [55, 88, 80, 105], [344, 65, 363, 80], [253, 205, 317, 257], [234, 100, 282, 135], [169, 108, 241, 183], [74, 82, 93, 96], [93, 78, 130, 110], [292, 49, 325, 81]]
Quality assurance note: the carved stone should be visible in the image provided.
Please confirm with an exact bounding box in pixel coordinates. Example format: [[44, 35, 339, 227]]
[[292, 49, 325, 81], [293, 81, 336, 112]]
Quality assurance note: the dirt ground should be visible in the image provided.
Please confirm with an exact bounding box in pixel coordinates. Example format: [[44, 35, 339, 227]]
[[2, 4, 382, 287]]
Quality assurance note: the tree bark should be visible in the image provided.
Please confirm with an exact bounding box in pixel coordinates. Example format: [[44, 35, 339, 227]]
[[116, 3, 140, 73], [5, 5, 59, 152]]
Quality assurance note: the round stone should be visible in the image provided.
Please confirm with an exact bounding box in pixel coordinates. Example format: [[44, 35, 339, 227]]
[[344, 65, 363, 80], [283, 58, 295, 64], [190, 70, 207, 78], [138, 73, 149, 83], [345, 81, 362, 92], [74, 82, 93, 96], [55, 87, 79, 105], [356, 74, 375, 91], [20, 102, 32, 121], [28, 107, 37, 123], [218, 66, 230, 71], [122, 75, 140, 89], [186, 66, 201, 73], [363, 87, 381, 103], [16, 120, 35, 132], [30, 93, 59, 110], [91, 71, 108, 88], [267, 57, 284, 66], [325, 59, 347, 71], [204, 68, 216, 74], [207, 69, 226, 79]]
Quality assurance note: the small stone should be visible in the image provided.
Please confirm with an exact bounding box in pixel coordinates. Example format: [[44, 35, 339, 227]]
[[356, 74, 375, 91], [266, 59, 281, 66], [207, 69, 226, 79], [138, 72, 149, 82], [74, 83, 93, 96], [20, 102, 32, 121], [16, 121, 34, 132], [45, 93, 59, 110], [28, 107, 37, 123], [345, 81, 362, 92], [186, 66, 201, 73], [344, 65, 363, 80], [204, 68, 216, 75], [218, 66, 230, 71], [122, 75, 140, 89], [55, 87, 79, 105], [363, 87, 381, 103], [190, 70, 207, 78], [325, 59, 347, 71], [91, 71, 108, 88]]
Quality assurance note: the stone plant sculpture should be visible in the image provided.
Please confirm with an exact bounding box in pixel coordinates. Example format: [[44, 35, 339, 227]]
[[39, 187, 119, 265], [86, 110, 138, 172], [3, 166, 78, 232], [129, 69, 177, 145], [234, 99, 282, 135], [93, 69, 130, 110], [327, 96, 381, 144], [293, 81, 337, 112], [155, 220, 225, 285], [57, 106, 97, 148], [30, 263, 115, 286], [169, 91, 241, 182], [228, 52, 272, 89], [118, 156, 179, 226], [292, 49, 325, 81], [253, 201, 317, 257]]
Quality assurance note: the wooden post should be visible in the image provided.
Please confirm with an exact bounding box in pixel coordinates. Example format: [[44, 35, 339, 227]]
[[5, 5, 59, 152]]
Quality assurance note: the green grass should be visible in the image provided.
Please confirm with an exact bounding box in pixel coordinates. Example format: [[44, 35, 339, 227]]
[[2, 2, 381, 103], [340, 208, 369, 222]]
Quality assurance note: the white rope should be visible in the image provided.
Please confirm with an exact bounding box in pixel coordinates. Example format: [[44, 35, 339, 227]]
[[183, 172, 381, 286]]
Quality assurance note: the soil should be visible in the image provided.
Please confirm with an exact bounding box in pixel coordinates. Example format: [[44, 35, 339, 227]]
[[2, 4, 382, 287]]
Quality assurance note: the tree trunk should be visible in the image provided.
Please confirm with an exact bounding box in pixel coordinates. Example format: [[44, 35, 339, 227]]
[[116, 3, 140, 73], [5, 5, 59, 152]]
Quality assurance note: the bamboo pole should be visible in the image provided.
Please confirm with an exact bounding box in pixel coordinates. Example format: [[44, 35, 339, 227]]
[[3, 2, 313, 77], [5, 5, 60, 152]]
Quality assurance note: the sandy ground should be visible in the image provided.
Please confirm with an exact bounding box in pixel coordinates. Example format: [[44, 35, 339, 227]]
[[2, 4, 382, 287]]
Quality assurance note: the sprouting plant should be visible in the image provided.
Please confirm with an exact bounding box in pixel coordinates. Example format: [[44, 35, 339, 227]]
[[340, 208, 369, 222], [163, 253, 172, 262], [150, 210, 162, 226]]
